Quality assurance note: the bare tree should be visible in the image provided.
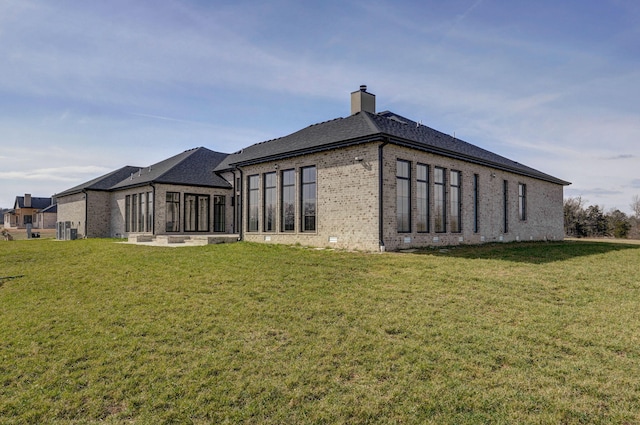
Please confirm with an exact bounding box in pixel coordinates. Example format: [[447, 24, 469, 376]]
[[631, 194, 640, 219]]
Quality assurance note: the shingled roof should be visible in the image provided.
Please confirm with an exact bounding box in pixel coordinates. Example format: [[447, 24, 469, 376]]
[[13, 196, 54, 210], [215, 110, 569, 186], [56, 147, 231, 199], [109, 147, 231, 190], [55, 166, 143, 197]]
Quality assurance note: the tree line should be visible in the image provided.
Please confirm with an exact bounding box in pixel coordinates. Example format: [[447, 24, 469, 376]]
[[564, 195, 640, 239]]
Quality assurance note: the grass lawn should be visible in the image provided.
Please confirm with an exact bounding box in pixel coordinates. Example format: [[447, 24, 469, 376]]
[[1, 239, 640, 424]]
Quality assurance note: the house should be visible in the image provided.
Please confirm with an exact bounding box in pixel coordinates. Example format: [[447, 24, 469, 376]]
[[55, 86, 569, 250], [214, 86, 569, 251], [3, 194, 56, 230], [54, 147, 233, 239]]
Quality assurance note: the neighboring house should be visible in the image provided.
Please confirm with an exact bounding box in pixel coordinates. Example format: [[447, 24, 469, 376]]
[[55, 147, 232, 239], [3, 194, 56, 229], [55, 86, 569, 250], [35, 203, 58, 229], [214, 86, 570, 251]]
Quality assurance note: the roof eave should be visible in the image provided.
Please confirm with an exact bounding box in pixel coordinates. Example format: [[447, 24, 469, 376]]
[[221, 134, 385, 169], [388, 136, 571, 186]]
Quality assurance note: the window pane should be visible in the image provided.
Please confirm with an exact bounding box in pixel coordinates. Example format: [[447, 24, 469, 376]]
[[396, 160, 410, 232], [301, 166, 316, 232], [125, 195, 131, 232], [282, 170, 295, 231], [417, 164, 429, 233], [185, 194, 196, 231], [198, 195, 209, 232], [264, 172, 276, 232], [166, 192, 180, 232], [434, 167, 446, 232], [248, 175, 259, 232], [450, 171, 461, 233], [214, 195, 225, 232], [519, 183, 526, 221]]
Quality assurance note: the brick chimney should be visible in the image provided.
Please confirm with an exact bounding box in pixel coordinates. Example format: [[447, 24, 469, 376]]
[[351, 85, 375, 115], [24, 193, 32, 208]]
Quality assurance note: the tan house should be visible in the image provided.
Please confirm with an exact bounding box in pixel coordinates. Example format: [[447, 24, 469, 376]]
[[55, 86, 569, 250], [54, 147, 232, 240], [215, 86, 569, 251], [3, 194, 56, 230]]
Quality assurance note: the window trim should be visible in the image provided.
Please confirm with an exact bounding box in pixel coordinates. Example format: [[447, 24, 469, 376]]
[[518, 183, 527, 221], [184, 193, 210, 233], [300, 166, 317, 232], [247, 174, 259, 232], [213, 195, 226, 233], [281, 169, 296, 232], [263, 172, 277, 232], [396, 159, 411, 233], [416, 163, 430, 233], [450, 170, 462, 233], [165, 192, 180, 233], [503, 180, 509, 233], [434, 166, 447, 233], [473, 174, 479, 233]]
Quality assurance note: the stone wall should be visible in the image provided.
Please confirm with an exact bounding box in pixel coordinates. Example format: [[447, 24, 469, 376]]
[[56, 192, 86, 237], [238, 144, 381, 251], [381, 144, 565, 251], [237, 141, 565, 251]]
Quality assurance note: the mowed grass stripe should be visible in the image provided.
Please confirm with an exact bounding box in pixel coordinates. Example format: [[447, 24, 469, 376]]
[[1, 239, 639, 424]]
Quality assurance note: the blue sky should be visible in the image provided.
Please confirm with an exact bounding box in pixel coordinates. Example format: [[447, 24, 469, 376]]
[[1, 0, 639, 213]]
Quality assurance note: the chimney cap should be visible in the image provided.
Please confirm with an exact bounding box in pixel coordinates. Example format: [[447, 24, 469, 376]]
[[359, 85, 367, 92]]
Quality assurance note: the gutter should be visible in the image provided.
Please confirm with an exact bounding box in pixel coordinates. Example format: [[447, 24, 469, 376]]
[[378, 139, 389, 252]]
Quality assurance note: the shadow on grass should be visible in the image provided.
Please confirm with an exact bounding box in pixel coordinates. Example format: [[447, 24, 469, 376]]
[[410, 240, 640, 264]]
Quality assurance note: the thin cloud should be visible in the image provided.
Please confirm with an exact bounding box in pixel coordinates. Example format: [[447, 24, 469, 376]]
[[0, 166, 111, 182], [604, 154, 635, 160]]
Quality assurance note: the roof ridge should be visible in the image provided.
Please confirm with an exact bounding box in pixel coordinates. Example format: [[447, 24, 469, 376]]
[[152, 147, 201, 182], [359, 111, 383, 134]]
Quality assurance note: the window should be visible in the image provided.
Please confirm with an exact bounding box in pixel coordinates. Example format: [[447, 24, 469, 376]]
[[264, 172, 276, 232], [132, 194, 138, 232], [281, 169, 295, 232], [146, 192, 153, 232], [166, 192, 180, 232], [247, 175, 259, 232], [396, 160, 411, 233], [450, 170, 461, 233], [417, 164, 429, 232], [473, 174, 479, 233], [434, 167, 446, 232], [125, 195, 131, 232], [214, 195, 225, 232], [301, 166, 317, 232], [137, 194, 144, 232], [503, 180, 509, 233], [185, 194, 210, 232], [519, 183, 527, 221]]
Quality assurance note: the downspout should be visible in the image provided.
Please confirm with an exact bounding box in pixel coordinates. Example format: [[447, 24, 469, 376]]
[[378, 139, 389, 252], [235, 167, 244, 241], [83, 189, 88, 238], [151, 183, 156, 235]]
